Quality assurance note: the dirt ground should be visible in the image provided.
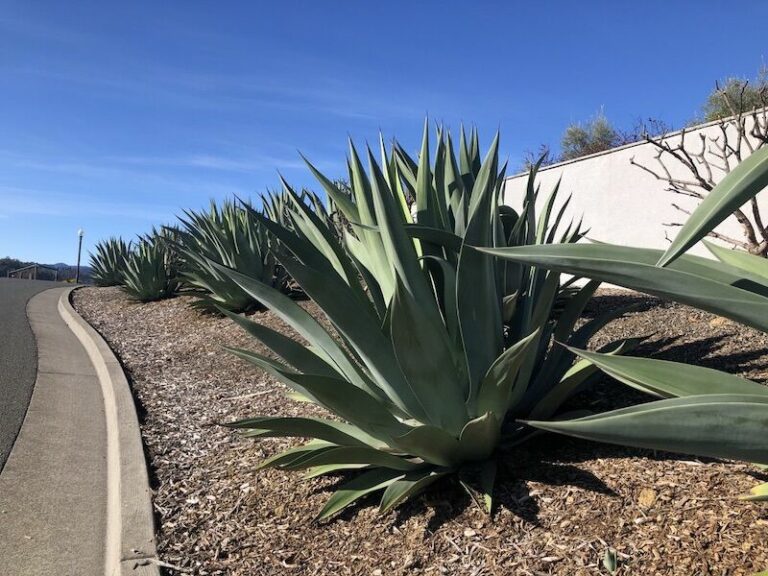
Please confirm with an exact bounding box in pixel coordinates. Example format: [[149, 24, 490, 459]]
[[73, 287, 768, 576]]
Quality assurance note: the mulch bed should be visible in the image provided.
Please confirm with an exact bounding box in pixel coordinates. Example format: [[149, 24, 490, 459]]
[[72, 287, 768, 576]]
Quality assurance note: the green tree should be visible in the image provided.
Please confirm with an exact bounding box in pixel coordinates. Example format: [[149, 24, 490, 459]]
[[701, 68, 768, 122], [560, 111, 622, 161]]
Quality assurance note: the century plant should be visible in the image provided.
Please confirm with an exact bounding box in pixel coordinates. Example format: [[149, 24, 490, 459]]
[[90, 236, 131, 287], [121, 228, 180, 302], [478, 146, 768, 472], [216, 126, 633, 519], [173, 200, 286, 312]]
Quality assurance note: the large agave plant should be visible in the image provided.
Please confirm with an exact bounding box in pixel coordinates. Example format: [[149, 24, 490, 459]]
[[173, 200, 286, 312], [90, 237, 131, 287], [479, 146, 768, 469], [122, 229, 179, 302], [216, 127, 632, 519]]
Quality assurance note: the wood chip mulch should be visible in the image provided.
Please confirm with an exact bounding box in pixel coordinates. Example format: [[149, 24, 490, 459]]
[[72, 287, 768, 576]]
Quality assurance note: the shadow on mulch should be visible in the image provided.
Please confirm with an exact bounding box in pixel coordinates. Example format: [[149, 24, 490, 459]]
[[587, 292, 768, 372], [303, 322, 768, 532], [307, 431, 720, 532], [582, 292, 662, 317]]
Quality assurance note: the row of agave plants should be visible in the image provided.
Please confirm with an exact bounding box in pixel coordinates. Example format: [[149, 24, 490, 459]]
[[90, 125, 768, 526], [90, 188, 341, 308]]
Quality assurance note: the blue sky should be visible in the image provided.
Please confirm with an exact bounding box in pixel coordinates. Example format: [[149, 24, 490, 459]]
[[2, 1, 767, 263]]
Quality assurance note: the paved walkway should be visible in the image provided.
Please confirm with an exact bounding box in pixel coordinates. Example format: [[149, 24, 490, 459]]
[[0, 278, 60, 471], [0, 287, 107, 575]]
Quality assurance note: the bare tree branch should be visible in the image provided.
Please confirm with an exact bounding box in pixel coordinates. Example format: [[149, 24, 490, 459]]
[[631, 81, 768, 256]]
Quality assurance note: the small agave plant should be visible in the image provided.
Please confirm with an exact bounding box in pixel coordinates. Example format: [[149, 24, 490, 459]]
[[173, 200, 286, 312], [217, 126, 631, 519], [121, 228, 179, 302], [90, 237, 131, 287]]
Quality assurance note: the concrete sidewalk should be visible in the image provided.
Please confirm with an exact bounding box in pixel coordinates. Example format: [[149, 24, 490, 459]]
[[0, 288, 158, 576], [0, 287, 107, 575]]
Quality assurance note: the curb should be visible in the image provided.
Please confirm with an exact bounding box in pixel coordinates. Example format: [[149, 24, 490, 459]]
[[58, 287, 161, 576]]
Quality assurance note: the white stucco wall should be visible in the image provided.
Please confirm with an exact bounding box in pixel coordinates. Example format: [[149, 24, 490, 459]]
[[503, 113, 768, 258]]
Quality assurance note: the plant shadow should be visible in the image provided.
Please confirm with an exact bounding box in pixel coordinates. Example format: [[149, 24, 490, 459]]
[[309, 322, 768, 531]]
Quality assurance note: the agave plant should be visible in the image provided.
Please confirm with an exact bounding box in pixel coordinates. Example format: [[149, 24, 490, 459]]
[[477, 145, 768, 469], [122, 229, 179, 302], [90, 237, 131, 287], [215, 127, 634, 519], [173, 200, 287, 312]]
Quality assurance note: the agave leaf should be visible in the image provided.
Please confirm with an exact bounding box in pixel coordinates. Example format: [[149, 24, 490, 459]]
[[302, 463, 369, 479], [275, 250, 426, 418], [405, 224, 464, 252], [553, 281, 601, 342], [522, 281, 601, 404], [526, 394, 768, 465], [659, 146, 768, 266], [226, 416, 385, 448], [285, 390, 313, 403], [414, 119, 446, 231], [214, 261, 377, 394], [566, 346, 768, 398], [529, 337, 646, 419], [741, 481, 768, 502], [219, 308, 340, 377], [535, 178, 561, 245], [420, 256, 462, 351], [704, 239, 768, 282], [389, 274, 467, 433], [381, 136, 413, 225], [458, 134, 504, 400], [317, 468, 405, 520], [458, 412, 500, 461], [366, 147, 436, 307], [476, 329, 540, 418], [348, 142, 396, 295], [271, 187, 363, 290], [392, 425, 463, 468], [545, 194, 573, 245], [302, 154, 361, 223], [282, 445, 424, 472], [379, 469, 450, 514], [223, 346, 409, 439], [257, 441, 337, 471], [478, 243, 768, 332], [479, 459, 497, 513], [502, 292, 519, 323]]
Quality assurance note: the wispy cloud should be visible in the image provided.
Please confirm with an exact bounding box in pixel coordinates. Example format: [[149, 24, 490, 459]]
[[0, 185, 177, 220], [106, 152, 308, 172], [5, 61, 430, 120]]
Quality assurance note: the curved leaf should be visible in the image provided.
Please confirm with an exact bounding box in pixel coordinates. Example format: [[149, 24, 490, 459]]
[[478, 243, 768, 332], [526, 394, 768, 465], [567, 346, 768, 398], [660, 146, 768, 266], [317, 468, 404, 521]]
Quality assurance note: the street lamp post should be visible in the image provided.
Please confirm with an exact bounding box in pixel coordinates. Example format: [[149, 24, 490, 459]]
[[75, 229, 84, 284]]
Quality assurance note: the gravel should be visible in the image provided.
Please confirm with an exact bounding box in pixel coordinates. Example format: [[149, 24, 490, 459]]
[[73, 287, 768, 576]]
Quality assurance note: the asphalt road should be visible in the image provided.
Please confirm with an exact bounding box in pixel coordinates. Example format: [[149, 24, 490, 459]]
[[0, 278, 59, 471]]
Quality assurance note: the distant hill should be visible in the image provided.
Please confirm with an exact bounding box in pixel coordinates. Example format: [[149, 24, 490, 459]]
[[48, 263, 93, 282], [0, 257, 34, 277], [1, 257, 93, 282]]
